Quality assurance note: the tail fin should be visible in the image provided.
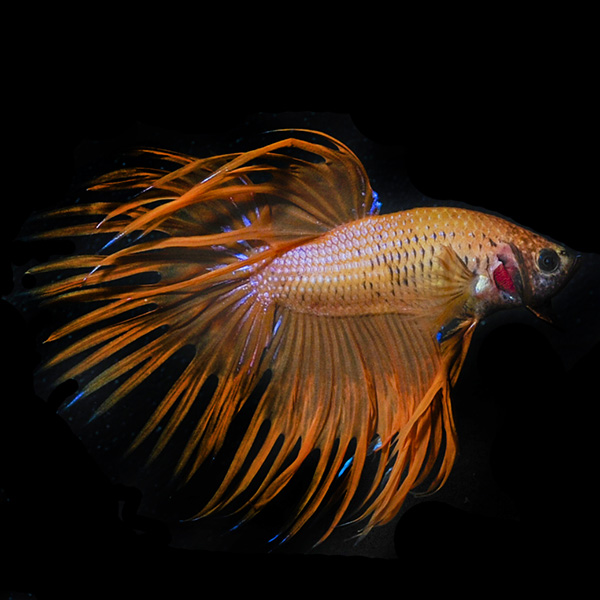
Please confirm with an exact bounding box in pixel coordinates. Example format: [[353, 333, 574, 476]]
[[24, 131, 478, 548], [25, 131, 389, 543]]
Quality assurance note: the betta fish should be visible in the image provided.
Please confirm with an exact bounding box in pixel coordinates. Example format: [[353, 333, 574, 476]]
[[20, 130, 579, 549]]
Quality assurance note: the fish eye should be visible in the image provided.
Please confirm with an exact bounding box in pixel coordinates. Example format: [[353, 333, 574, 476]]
[[538, 248, 560, 273]]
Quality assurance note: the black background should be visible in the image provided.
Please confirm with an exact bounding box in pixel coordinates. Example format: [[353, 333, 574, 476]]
[[2, 67, 598, 598]]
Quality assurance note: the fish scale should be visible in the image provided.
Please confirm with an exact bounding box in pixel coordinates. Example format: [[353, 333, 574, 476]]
[[253, 206, 528, 317]]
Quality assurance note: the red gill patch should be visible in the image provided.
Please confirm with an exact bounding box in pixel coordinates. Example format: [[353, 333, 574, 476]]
[[493, 262, 517, 294]]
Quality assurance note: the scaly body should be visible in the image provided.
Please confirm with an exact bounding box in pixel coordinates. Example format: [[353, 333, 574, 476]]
[[253, 206, 557, 318]]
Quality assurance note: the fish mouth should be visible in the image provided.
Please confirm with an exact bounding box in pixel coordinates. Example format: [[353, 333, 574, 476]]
[[568, 251, 583, 275]]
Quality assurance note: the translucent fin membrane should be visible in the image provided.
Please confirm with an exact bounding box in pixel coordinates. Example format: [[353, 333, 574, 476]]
[[26, 130, 476, 546]]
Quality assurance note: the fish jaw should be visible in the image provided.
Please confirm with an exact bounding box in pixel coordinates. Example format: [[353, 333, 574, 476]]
[[470, 235, 579, 321]]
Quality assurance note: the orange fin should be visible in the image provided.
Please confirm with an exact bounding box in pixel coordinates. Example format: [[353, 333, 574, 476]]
[[27, 131, 476, 546], [427, 244, 476, 326], [188, 309, 479, 545], [26, 131, 378, 536]]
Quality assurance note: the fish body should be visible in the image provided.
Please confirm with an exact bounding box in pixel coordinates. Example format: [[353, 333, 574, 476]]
[[19, 131, 579, 548], [255, 207, 576, 320]]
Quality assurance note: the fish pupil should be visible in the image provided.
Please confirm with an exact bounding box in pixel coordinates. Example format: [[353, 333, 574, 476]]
[[538, 249, 560, 273]]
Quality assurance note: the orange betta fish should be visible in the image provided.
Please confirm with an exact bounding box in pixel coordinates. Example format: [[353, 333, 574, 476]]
[[22, 130, 579, 548]]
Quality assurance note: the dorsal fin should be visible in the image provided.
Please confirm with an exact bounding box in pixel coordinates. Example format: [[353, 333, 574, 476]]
[[80, 130, 380, 246]]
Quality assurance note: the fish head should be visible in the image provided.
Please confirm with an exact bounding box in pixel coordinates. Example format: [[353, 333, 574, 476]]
[[478, 229, 580, 321], [517, 235, 580, 321]]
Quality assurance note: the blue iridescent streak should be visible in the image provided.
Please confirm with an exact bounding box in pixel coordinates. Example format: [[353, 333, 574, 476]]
[[337, 456, 354, 478], [369, 190, 382, 215]]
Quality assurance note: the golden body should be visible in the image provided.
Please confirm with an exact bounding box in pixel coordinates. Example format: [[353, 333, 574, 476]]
[[23, 131, 578, 548], [257, 205, 569, 322], [257, 209, 502, 316]]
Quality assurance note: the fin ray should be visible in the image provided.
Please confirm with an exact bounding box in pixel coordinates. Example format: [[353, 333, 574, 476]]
[[27, 131, 477, 545]]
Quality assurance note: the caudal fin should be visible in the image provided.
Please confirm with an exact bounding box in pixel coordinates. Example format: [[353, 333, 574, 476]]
[[22, 130, 483, 549], [26, 131, 403, 545]]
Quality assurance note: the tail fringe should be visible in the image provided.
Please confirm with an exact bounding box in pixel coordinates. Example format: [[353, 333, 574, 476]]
[[25, 131, 474, 547]]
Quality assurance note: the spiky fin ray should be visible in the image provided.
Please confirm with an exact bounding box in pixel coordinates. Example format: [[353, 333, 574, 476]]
[[28, 130, 476, 545], [181, 307, 476, 543]]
